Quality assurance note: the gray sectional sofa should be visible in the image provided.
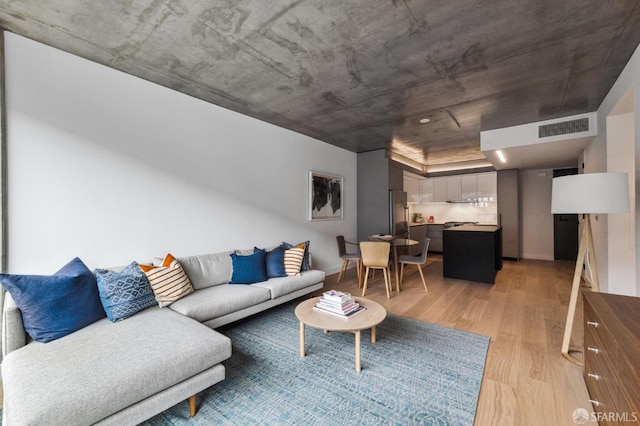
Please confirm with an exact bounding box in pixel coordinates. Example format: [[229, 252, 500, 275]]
[[1, 249, 325, 425]]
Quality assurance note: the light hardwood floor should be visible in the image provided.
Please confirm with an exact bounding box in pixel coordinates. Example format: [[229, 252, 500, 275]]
[[324, 254, 597, 426]]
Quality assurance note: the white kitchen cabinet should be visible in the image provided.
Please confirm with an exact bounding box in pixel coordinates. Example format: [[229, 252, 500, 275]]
[[446, 176, 461, 202], [433, 178, 447, 202], [477, 172, 497, 201], [403, 173, 422, 203], [419, 172, 496, 204], [421, 178, 434, 202], [461, 175, 477, 201]]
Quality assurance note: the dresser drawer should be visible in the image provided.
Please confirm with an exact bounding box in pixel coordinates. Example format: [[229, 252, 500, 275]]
[[617, 351, 640, 417], [584, 319, 617, 363], [583, 299, 609, 338]]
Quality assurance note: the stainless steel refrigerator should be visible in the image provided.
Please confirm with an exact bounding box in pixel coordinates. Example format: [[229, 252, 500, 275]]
[[389, 190, 409, 237]]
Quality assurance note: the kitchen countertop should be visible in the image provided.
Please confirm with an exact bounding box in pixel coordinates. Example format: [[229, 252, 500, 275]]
[[444, 225, 501, 232]]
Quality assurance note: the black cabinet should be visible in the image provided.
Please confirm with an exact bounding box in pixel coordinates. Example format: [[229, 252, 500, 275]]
[[427, 224, 443, 252], [443, 226, 502, 284], [497, 169, 519, 260]]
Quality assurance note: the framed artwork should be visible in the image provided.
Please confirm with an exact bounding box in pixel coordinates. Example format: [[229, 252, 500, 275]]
[[309, 171, 343, 221]]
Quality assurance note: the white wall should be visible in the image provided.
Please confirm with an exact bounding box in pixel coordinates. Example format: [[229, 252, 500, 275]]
[[606, 112, 635, 295], [4, 32, 357, 274], [588, 42, 640, 296], [519, 169, 554, 260], [357, 150, 389, 242], [582, 98, 610, 291]]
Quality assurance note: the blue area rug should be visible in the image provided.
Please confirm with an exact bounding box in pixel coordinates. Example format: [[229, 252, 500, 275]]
[[143, 300, 490, 425]]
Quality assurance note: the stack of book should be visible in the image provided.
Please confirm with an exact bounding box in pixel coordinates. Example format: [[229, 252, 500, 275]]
[[314, 290, 365, 318]]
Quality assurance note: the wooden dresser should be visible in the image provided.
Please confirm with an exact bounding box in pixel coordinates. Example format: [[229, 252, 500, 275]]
[[583, 291, 640, 425]]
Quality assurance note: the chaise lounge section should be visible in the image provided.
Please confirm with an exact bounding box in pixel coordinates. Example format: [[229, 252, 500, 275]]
[[2, 302, 231, 425]]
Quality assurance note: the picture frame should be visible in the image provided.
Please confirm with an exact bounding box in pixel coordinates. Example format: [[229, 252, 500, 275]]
[[309, 171, 343, 221]]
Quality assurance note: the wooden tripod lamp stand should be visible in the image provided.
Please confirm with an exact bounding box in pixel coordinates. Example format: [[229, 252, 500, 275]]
[[551, 172, 630, 366]]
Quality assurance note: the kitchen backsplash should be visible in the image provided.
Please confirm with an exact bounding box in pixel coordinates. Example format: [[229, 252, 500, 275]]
[[409, 202, 498, 225]]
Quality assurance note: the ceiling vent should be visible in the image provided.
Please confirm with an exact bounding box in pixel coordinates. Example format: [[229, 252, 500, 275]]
[[538, 117, 590, 138], [480, 112, 597, 170]]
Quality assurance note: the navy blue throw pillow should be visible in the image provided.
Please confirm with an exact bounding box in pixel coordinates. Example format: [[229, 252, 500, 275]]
[[0, 257, 106, 343], [258, 246, 287, 278], [230, 249, 267, 284]]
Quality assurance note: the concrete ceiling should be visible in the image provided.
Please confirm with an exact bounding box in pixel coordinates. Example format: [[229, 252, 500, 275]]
[[1, 0, 639, 169]]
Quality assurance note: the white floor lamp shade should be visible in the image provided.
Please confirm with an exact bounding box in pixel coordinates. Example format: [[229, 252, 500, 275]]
[[551, 172, 630, 215], [551, 172, 630, 366]]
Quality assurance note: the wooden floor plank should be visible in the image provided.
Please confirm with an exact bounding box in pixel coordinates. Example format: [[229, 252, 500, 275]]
[[475, 378, 516, 426]]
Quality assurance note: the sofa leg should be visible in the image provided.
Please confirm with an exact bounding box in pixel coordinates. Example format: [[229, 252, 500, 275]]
[[189, 394, 197, 417]]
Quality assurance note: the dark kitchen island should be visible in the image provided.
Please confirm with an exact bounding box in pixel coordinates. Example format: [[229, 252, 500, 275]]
[[443, 225, 502, 284]]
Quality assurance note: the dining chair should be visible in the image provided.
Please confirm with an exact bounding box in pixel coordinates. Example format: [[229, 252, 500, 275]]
[[336, 235, 361, 284], [397, 238, 431, 293], [407, 225, 428, 256], [359, 241, 392, 299]]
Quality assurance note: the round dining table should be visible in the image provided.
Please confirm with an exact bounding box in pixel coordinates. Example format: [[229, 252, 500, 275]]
[[366, 235, 419, 293]]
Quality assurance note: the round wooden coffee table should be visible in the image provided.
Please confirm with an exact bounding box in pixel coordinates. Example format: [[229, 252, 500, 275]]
[[295, 296, 386, 372]]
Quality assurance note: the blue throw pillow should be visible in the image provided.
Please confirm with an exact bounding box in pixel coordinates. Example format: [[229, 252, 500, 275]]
[[257, 246, 286, 278], [95, 261, 157, 322], [230, 249, 267, 284], [0, 257, 106, 343], [282, 240, 311, 271]]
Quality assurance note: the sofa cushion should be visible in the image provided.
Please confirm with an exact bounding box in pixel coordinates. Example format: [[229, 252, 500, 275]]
[[253, 270, 326, 299], [229, 249, 267, 284], [1, 307, 232, 426], [95, 262, 157, 322], [177, 251, 232, 290], [168, 284, 271, 322], [0, 257, 106, 343], [139, 253, 195, 307]]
